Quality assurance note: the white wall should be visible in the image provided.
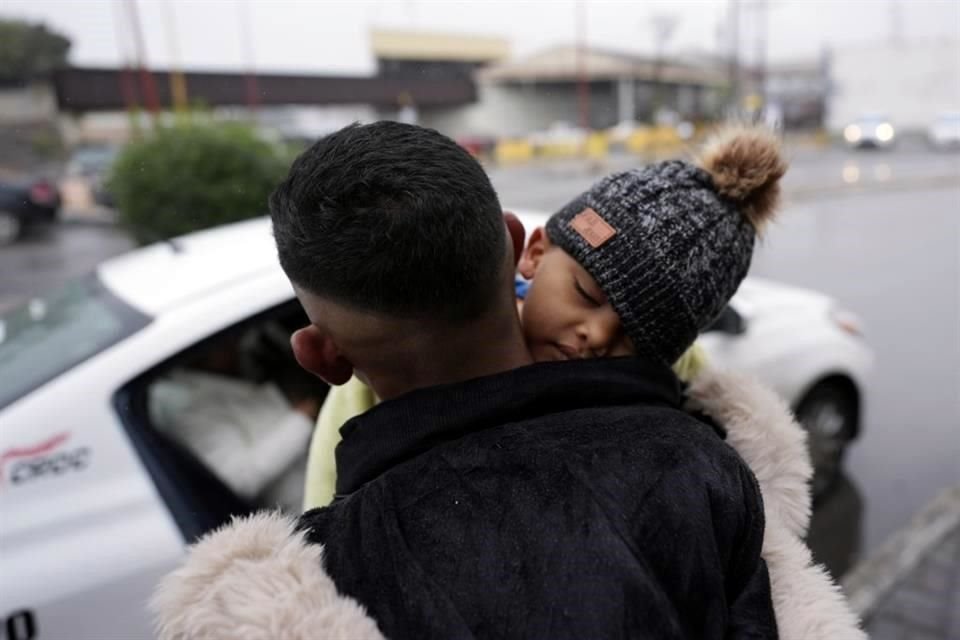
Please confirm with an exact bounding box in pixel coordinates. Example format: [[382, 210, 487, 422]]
[[0, 83, 57, 125], [827, 39, 960, 132], [421, 80, 618, 138]]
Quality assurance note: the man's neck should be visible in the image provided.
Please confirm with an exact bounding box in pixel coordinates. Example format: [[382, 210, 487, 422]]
[[364, 312, 533, 401]]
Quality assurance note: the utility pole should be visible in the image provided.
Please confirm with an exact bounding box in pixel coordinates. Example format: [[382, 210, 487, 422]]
[[237, 0, 261, 119], [576, 0, 591, 130], [111, 0, 142, 138], [889, 0, 903, 46], [728, 0, 740, 113], [162, 0, 190, 117], [127, 0, 161, 127], [754, 0, 768, 105], [649, 13, 679, 118]]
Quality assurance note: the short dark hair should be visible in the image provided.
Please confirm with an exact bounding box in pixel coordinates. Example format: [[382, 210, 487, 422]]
[[270, 122, 506, 321]]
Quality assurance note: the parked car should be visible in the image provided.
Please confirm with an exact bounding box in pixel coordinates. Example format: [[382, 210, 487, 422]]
[[0, 212, 872, 638], [63, 144, 119, 208], [843, 113, 896, 149], [928, 111, 960, 150], [0, 174, 60, 246], [699, 279, 872, 495], [456, 135, 497, 158]]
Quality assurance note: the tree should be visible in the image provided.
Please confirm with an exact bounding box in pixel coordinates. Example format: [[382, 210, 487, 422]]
[[107, 123, 293, 244], [0, 19, 71, 83]]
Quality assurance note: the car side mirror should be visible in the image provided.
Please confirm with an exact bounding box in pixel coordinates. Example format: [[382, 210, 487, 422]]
[[704, 306, 747, 336]]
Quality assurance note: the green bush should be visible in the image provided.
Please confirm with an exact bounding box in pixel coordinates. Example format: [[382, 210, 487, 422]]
[[107, 123, 292, 244]]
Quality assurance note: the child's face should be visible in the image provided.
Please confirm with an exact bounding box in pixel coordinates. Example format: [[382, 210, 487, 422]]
[[518, 227, 634, 362]]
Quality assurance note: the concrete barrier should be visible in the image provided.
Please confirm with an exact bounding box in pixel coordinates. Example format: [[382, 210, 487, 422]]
[[494, 138, 534, 164], [536, 140, 581, 159], [584, 132, 609, 160]]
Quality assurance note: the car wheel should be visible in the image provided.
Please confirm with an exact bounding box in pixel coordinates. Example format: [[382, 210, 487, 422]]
[[795, 381, 857, 497], [0, 210, 22, 246]]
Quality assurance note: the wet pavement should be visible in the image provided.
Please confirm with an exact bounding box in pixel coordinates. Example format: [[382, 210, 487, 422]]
[[750, 184, 960, 557], [0, 222, 133, 314], [845, 487, 960, 639], [866, 524, 960, 639]]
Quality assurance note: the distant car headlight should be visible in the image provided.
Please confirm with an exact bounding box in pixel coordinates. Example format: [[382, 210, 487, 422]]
[[876, 123, 895, 142], [831, 308, 863, 337], [844, 125, 862, 143]]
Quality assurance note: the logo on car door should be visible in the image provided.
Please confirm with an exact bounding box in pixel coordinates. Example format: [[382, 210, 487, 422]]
[[0, 433, 91, 489]]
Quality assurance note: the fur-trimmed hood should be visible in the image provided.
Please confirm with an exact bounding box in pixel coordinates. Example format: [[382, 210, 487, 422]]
[[686, 368, 866, 640], [152, 368, 864, 640]]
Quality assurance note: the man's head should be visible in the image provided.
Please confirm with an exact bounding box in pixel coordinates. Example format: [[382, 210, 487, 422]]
[[270, 122, 529, 399]]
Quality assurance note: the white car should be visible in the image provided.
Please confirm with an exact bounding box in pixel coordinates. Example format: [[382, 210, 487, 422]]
[[0, 213, 872, 639], [698, 278, 872, 495], [843, 113, 896, 149], [928, 111, 960, 150]]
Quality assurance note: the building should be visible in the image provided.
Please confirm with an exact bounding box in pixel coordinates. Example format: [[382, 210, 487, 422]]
[[761, 57, 831, 129], [371, 28, 509, 81], [825, 38, 960, 133], [419, 45, 728, 138]]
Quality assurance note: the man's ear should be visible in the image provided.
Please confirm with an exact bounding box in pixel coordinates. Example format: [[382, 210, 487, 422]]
[[518, 226, 548, 280], [503, 211, 526, 268], [290, 325, 354, 386]]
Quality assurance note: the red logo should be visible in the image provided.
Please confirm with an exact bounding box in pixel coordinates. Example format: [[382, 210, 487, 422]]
[[0, 433, 70, 487]]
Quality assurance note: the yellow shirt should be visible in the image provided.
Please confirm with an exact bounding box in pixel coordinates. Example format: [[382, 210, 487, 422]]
[[302, 343, 709, 511], [303, 375, 378, 510]]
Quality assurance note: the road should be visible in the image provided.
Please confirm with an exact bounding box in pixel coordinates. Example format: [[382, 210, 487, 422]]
[[489, 144, 960, 213], [1, 144, 957, 576], [752, 183, 960, 555]]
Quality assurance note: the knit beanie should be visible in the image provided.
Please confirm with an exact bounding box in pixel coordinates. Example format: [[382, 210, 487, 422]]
[[545, 125, 787, 365]]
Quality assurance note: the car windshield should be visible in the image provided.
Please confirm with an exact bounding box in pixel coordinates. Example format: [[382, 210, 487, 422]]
[[0, 274, 150, 410], [67, 146, 117, 174]]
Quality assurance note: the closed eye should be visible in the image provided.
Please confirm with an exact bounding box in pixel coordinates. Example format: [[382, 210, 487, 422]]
[[574, 278, 603, 307]]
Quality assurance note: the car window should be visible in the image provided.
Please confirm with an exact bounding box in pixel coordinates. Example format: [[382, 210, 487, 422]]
[[0, 274, 150, 410], [140, 302, 327, 516], [66, 146, 117, 175]]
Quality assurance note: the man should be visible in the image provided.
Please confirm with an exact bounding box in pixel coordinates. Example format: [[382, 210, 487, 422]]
[[152, 122, 777, 639]]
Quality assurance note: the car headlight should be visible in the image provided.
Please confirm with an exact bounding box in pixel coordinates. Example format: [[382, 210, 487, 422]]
[[831, 308, 863, 337], [844, 125, 862, 143], [876, 123, 895, 142]]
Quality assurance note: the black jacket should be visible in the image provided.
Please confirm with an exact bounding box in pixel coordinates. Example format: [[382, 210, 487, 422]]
[[297, 357, 778, 639]]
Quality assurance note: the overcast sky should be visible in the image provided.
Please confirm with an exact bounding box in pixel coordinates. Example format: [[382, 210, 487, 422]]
[[3, 0, 958, 75]]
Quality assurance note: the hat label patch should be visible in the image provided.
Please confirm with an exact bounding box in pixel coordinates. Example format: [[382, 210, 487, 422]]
[[571, 208, 616, 248]]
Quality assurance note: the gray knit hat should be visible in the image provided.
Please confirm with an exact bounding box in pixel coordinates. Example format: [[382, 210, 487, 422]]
[[545, 125, 787, 365]]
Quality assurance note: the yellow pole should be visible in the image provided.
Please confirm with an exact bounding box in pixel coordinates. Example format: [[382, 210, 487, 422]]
[[162, 0, 190, 119]]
